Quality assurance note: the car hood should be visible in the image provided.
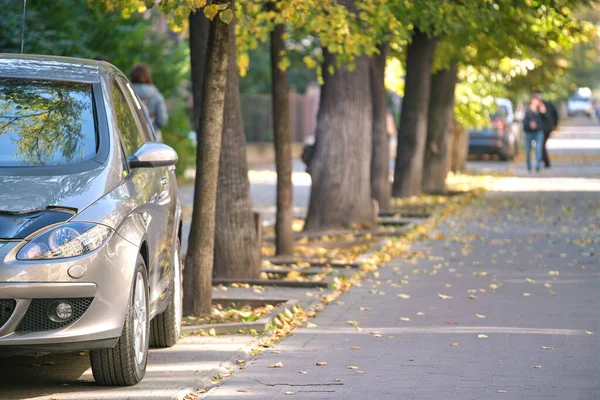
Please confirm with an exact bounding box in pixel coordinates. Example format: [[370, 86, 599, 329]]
[[0, 167, 113, 214]]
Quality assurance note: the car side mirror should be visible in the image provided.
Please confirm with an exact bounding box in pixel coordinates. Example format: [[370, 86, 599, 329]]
[[128, 142, 178, 168]]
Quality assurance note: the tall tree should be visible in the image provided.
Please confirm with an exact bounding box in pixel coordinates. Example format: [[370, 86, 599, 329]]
[[303, 50, 374, 231], [370, 42, 391, 211], [422, 63, 458, 194], [392, 29, 437, 198], [212, 6, 260, 279], [183, 4, 231, 316], [270, 15, 294, 255]]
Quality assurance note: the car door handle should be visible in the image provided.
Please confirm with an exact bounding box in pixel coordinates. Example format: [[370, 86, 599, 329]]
[[161, 177, 168, 187]]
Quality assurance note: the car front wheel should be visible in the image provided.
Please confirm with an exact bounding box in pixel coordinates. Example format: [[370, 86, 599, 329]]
[[150, 238, 182, 348], [90, 254, 150, 386]]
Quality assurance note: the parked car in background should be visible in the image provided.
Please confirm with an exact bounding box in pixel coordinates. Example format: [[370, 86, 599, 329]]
[[0, 54, 183, 386], [468, 98, 520, 161], [567, 95, 593, 117]]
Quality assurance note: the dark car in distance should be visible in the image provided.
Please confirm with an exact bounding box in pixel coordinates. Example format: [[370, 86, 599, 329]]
[[468, 100, 520, 161]]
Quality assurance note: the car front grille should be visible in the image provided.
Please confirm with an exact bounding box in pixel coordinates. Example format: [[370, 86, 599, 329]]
[[0, 299, 16, 327], [16, 298, 94, 332]]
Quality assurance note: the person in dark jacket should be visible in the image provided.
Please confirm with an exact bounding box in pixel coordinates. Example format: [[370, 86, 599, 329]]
[[533, 91, 559, 168], [522, 97, 548, 172], [130, 63, 168, 141]]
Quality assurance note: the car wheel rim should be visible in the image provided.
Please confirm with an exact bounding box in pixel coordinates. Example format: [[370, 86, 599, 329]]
[[133, 271, 147, 366], [174, 246, 182, 339]]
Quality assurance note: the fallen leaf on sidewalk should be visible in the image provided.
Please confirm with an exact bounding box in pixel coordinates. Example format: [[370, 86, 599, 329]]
[[316, 362, 328, 366], [346, 366, 359, 370], [208, 328, 216, 337], [400, 317, 410, 322], [478, 334, 488, 339], [334, 378, 343, 382], [476, 314, 486, 319], [469, 294, 477, 299], [397, 294, 411, 299], [586, 331, 594, 335], [284, 391, 295, 395], [548, 270, 559, 276], [489, 283, 499, 290], [438, 293, 453, 300], [416, 312, 425, 316], [299, 371, 307, 374], [544, 282, 552, 288], [450, 342, 459, 346], [236, 360, 246, 365], [269, 362, 284, 368], [359, 307, 371, 311], [351, 346, 361, 350], [541, 346, 553, 350], [522, 293, 531, 297], [533, 365, 542, 369], [525, 278, 535, 283], [446, 321, 458, 325], [496, 390, 508, 393], [306, 322, 318, 328]]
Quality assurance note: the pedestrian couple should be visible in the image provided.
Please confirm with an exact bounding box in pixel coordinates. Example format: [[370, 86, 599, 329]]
[[522, 92, 558, 172]]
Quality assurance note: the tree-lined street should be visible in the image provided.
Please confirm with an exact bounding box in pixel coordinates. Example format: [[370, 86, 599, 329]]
[[0, 118, 597, 399]]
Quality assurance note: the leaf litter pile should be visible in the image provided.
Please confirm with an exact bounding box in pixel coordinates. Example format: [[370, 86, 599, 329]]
[[182, 302, 284, 326]]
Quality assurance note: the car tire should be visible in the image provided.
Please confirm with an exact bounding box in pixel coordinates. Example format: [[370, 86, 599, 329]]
[[90, 254, 150, 386], [150, 238, 182, 348]]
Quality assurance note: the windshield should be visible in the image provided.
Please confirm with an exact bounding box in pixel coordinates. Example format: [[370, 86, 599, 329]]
[[569, 97, 590, 103], [0, 79, 97, 167]]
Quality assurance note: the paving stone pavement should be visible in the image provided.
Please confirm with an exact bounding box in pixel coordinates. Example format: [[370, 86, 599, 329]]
[[204, 154, 600, 397]]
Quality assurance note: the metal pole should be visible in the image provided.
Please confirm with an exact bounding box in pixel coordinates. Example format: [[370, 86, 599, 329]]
[[20, 0, 27, 54]]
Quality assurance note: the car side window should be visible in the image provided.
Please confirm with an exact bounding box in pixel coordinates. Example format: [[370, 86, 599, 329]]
[[120, 79, 157, 142], [112, 83, 144, 156]]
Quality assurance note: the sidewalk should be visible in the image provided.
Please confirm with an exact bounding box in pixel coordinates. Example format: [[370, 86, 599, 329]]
[[203, 169, 599, 397]]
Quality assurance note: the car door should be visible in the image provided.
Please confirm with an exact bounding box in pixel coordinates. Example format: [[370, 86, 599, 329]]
[[111, 79, 172, 310], [120, 79, 178, 284]]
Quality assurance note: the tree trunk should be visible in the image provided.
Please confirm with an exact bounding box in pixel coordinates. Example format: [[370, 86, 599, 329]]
[[370, 42, 390, 211], [422, 63, 458, 194], [303, 51, 375, 231], [449, 118, 468, 172], [392, 30, 438, 198], [188, 9, 210, 132], [270, 19, 294, 255], [212, 9, 260, 279], [183, 10, 230, 317]]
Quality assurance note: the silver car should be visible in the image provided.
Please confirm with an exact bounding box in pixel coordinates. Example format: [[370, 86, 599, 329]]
[[0, 54, 183, 386]]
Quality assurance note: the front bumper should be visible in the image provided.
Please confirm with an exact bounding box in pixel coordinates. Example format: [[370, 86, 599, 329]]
[[0, 231, 139, 352]]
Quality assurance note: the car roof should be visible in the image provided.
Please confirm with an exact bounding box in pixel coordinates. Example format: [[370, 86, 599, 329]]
[[0, 53, 121, 83]]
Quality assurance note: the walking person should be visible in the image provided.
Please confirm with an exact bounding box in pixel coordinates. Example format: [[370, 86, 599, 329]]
[[522, 97, 547, 172], [130, 63, 168, 141], [533, 91, 559, 168]]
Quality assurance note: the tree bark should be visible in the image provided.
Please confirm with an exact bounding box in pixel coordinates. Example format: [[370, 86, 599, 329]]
[[188, 8, 210, 132], [303, 51, 375, 231], [212, 9, 260, 279], [422, 63, 458, 194], [370, 42, 390, 211], [449, 118, 468, 172], [392, 30, 438, 198], [270, 19, 294, 255], [183, 10, 229, 317]]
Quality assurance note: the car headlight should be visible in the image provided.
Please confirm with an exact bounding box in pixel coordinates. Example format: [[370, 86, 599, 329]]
[[18, 222, 114, 260]]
